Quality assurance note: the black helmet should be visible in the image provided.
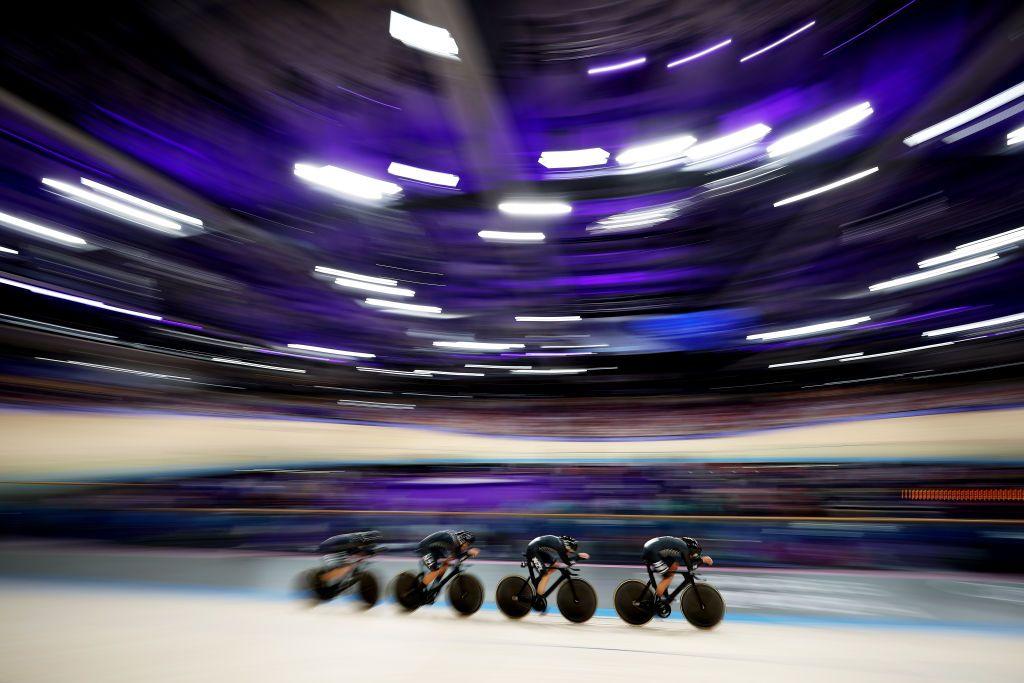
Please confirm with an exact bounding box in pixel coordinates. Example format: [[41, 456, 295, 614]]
[[455, 530, 475, 546], [682, 536, 702, 554], [559, 535, 579, 552]]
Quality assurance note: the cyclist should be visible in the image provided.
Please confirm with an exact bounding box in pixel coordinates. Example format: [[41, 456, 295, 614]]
[[317, 530, 382, 586], [418, 529, 479, 589], [526, 534, 590, 598], [642, 535, 713, 598]]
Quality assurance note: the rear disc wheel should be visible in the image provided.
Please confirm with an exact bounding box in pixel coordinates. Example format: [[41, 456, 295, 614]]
[[303, 569, 339, 602], [495, 576, 533, 619], [394, 571, 422, 612], [614, 580, 655, 626]]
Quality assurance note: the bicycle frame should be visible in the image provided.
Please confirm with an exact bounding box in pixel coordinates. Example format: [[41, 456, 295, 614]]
[[423, 558, 468, 598], [518, 558, 582, 602], [643, 563, 706, 610]]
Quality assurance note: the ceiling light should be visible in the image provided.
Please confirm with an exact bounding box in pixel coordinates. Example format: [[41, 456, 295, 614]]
[[747, 316, 871, 341], [772, 167, 878, 207]]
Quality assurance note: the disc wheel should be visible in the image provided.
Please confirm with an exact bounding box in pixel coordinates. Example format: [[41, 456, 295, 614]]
[[557, 578, 597, 623], [447, 573, 484, 616], [495, 575, 534, 619], [357, 571, 380, 608], [393, 571, 422, 612], [614, 580, 655, 626], [303, 569, 339, 602], [680, 583, 725, 630]]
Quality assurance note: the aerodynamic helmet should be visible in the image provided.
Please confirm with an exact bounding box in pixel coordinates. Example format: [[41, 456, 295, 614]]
[[455, 530, 475, 547], [559, 535, 579, 552]]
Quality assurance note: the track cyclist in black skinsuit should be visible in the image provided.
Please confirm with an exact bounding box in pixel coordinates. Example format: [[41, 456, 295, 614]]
[[526, 534, 590, 604], [643, 535, 713, 599], [418, 529, 479, 592], [317, 530, 381, 586]]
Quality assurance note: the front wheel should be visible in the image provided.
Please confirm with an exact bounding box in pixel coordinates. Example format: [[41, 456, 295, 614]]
[[495, 575, 533, 619], [680, 582, 725, 630], [557, 578, 597, 623], [393, 571, 422, 612], [614, 580, 655, 626], [357, 571, 380, 607], [448, 573, 484, 616]]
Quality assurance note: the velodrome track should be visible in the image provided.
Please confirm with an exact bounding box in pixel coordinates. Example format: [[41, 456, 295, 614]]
[[1, 543, 1023, 682]]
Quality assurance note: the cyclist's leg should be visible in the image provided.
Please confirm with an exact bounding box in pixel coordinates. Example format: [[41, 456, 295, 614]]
[[655, 561, 679, 597], [535, 551, 558, 595], [421, 550, 445, 587], [320, 552, 354, 583]]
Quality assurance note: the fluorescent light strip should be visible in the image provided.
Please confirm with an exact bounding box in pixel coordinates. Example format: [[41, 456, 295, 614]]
[[923, 312, 1024, 337], [433, 341, 525, 350], [80, 179, 202, 226], [0, 246, 18, 255], [768, 353, 864, 368], [514, 315, 582, 322], [747, 315, 871, 341], [211, 357, 305, 373], [512, 368, 587, 375], [739, 20, 816, 62], [465, 364, 532, 370], [478, 230, 545, 242], [918, 228, 1024, 268], [616, 135, 697, 167], [338, 399, 414, 409], [37, 357, 191, 380], [525, 351, 594, 356], [0, 210, 88, 246], [335, 277, 414, 297], [772, 167, 879, 207], [415, 370, 485, 377], [904, 81, 1024, 147], [0, 276, 162, 320], [843, 344, 954, 360], [840, 342, 956, 361], [541, 344, 608, 349], [667, 39, 732, 68], [804, 371, 924, 388], [684, 123, 771, 162], [497, 201, 572, 217], [767, 102, 873, 157], [294, 164, 401, 201], [1009, 126, 1024, 146], [365, 298, 441, 313], [387, 162, 459, 188], [0, 314, 117, 341], [587, 57, 646, 75], [315, 386, 393, 394], [590, 205, 681, 233], [356, 367, 427, 377], [869, 254, 999, 291], [940, 100, 1024, 144], [538, 148, 610, 169], [314, 266, 397, 286], [389, 11, 459, 59], [42, 178, 182, 232], [914, 361, 1024, 379], [286, 343, 375, 359]]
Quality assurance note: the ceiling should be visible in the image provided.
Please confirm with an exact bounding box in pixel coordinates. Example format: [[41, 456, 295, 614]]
[[1, 1, 1023, 436]]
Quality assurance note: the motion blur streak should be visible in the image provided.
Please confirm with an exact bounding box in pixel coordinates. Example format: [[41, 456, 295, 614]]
[[772, 167, 879, 206], [903, 81, 1024, 146], [747, 316, 871, 341]]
